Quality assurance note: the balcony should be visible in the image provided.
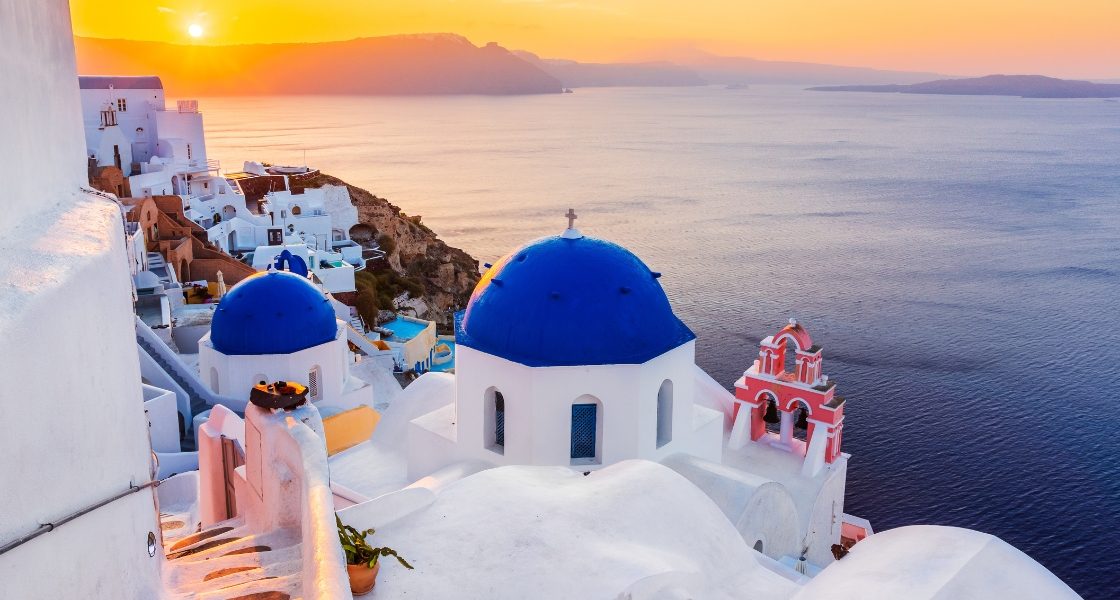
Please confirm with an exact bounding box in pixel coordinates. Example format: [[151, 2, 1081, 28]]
[[182, 158, 220, 174]]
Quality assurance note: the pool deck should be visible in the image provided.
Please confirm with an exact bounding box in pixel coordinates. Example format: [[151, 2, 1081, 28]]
[[430, 340, 456, 373]]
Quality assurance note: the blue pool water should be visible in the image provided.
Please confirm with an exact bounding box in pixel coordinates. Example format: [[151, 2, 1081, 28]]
[[430, 340, 456, 373], [204, 87, 1120, 597], [381, 317, 429, 342]]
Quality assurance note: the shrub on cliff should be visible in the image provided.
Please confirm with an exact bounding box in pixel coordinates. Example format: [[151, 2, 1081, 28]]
[[377, 234, 396, 255], [354, 269, 426, 324]]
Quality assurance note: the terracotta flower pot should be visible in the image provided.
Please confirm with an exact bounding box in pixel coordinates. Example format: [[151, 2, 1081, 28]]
[[347, 561, 380, 595]]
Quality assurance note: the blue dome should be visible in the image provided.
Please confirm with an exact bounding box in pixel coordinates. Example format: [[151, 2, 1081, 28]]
[[456, 234, 695, 367], [211, 271, 338, 355]]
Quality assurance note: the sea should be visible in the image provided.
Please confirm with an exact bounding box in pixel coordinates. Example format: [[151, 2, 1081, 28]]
[[201, 86, 1120, 597]]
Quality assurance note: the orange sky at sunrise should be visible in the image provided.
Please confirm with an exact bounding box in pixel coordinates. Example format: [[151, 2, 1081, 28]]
[[70, 0, 1120, 78]]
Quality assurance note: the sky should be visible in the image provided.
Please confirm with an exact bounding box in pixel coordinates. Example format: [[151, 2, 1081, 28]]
[[69, 0, 1120, 78]]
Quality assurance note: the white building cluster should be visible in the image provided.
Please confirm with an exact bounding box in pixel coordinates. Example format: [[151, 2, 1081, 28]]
[[80, 77, 369, 295], [0, 3, 1085, 599]]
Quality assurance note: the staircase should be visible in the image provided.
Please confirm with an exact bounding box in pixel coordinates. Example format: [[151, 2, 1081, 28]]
[[348, 313, 365, 333], [137, 334, 211, 418], [161, 516, 301, 600]]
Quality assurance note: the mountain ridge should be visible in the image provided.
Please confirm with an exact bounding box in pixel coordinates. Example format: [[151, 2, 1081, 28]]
[[75, 35, 563, 96], [809, 74, 1120, 98], [76, 33, 963, 95]]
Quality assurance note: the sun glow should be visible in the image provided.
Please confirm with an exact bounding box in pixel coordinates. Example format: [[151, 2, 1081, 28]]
[[68, 0, 1120, 78]]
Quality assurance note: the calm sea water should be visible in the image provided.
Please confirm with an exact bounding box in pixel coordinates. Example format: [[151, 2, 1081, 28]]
[[200, 86, 1120, 597]]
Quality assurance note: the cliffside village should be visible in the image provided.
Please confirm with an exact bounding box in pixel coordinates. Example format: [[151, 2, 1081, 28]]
[[2, 11, 1081, 594], [82, 76, 459, 388]]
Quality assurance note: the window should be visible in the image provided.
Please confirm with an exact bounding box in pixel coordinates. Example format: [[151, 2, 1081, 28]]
[[291, 205, 302, 216], [308, 366, 322, 401], [570, 397, 602, 464], [485, 388, 505, 454], [117, 98, 127, 112], [494, 393, 505, 447], [209, 367, 219, 394], [657, 379, 673, 448]]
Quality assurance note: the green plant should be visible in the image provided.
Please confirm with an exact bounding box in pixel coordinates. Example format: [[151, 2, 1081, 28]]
[[336, 515, 414, 570]]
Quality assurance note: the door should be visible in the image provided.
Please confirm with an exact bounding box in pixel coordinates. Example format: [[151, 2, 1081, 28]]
[[220, 435, 244, 520]]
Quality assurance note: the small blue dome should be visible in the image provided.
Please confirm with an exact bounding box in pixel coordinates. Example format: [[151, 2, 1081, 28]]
[[211, 271, 338, 355], [456, 234, 695, 367]]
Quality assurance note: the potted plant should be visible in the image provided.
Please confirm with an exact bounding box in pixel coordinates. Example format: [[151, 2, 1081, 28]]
[[336, 514, 413, 595]]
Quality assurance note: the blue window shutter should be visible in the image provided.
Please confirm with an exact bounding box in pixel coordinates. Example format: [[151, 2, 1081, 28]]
[[571, 403, 597, 459], [495, 393, 505, 447]]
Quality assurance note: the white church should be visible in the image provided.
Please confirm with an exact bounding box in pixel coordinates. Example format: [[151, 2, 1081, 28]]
[[403, 216, 850, 568]]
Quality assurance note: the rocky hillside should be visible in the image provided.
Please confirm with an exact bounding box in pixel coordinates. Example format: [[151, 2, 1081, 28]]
[[308, 173, 480, 328]]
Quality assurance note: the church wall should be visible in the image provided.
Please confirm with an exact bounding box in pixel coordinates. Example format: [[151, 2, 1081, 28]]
[[635, 342, 706, 460], [802, 457, 848, 566], [0, 2, 164, 596], [451, 342, 709, 468], [451, 345, 538, 464], [662, 454, 802, 562], [198, 325, 365, 410]]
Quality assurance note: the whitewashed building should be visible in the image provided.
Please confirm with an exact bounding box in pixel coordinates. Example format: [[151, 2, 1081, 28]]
[[79, 76, 217, 197], [198, 271, 374, 412]]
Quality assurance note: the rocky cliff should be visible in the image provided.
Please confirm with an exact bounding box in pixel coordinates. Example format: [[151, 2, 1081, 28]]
[[308, 173, 480, 328]]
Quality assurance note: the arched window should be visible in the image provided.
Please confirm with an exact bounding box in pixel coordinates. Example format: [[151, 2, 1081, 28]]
[[760, 393, 781, 435], [484, 388, 505, 454], [308, 365, 322, 401], [656, 379, 673, 448], [791, 400, 811, 442], [291, 205, 302, 216], [209, 367, 219, 394], [782, 339, 799, 376], [753, 540, 764, 553], [571, 395, 602, 465]]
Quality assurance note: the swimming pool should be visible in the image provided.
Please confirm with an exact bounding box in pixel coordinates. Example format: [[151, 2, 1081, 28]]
[[382, 317, 429, 341]]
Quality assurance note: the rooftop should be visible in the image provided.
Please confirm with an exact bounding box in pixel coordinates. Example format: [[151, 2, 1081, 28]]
[[78, 75, 163, 90]]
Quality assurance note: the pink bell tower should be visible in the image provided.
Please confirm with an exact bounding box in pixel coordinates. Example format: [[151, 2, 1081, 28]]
[[729, 319, 846, 476]]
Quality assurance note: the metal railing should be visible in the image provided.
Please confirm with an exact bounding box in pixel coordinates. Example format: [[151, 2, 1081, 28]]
[[0, 480, 160, 556]]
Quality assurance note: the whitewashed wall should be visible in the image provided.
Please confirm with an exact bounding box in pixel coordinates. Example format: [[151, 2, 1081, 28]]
[[409, 341, 723, 476], [0, 4, 163, 596], [79, 86, 165, 164], [198, 325, 373, 413]]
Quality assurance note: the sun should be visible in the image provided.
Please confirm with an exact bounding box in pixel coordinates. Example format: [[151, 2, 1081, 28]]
[[188, 23, 204, 38]]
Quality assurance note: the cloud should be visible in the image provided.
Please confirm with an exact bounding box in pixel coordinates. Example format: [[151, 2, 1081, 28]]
[[156, 6, 175, 13]]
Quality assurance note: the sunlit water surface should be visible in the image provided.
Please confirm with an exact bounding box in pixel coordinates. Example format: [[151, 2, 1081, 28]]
[[199, 86, 1120, 597]]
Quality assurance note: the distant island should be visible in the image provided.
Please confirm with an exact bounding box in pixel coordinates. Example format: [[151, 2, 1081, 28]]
[[809, 74, 1120, 98]]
